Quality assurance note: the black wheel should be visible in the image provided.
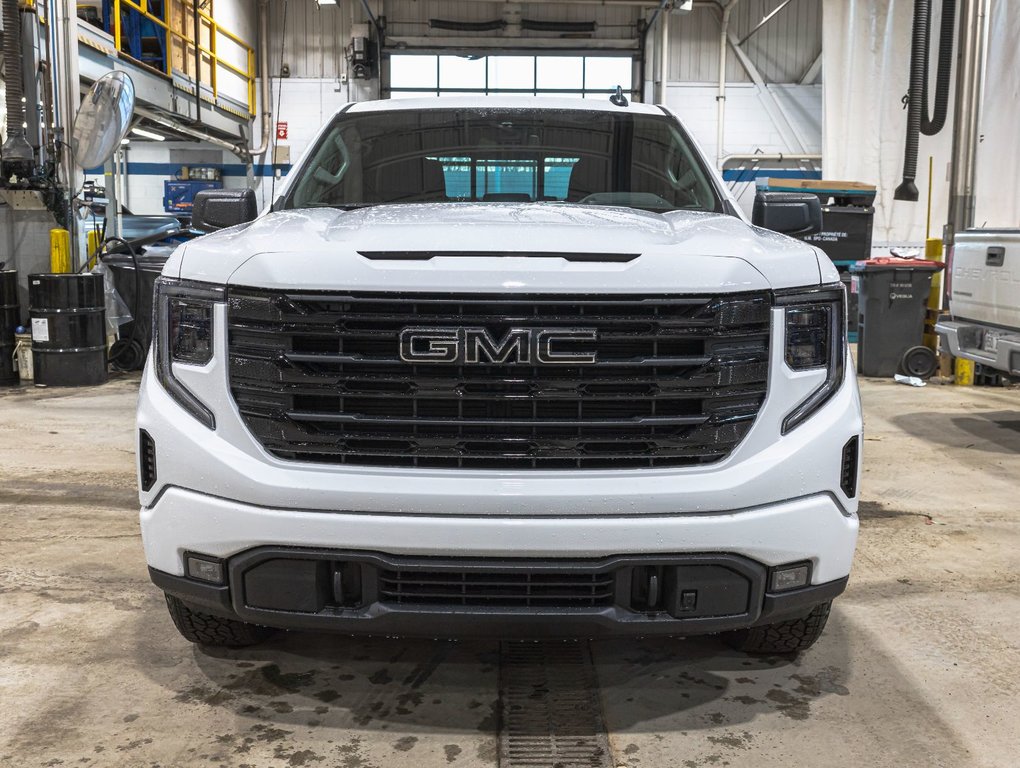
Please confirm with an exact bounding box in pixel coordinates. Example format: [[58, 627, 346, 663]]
[[164, 593, 275, 648], [728, 601, 831, 655], [900, 345, 938, 379]]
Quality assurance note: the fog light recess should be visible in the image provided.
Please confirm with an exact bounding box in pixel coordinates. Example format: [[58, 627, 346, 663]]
[[139, 430, 157, 492], [770, 563, 811, 592], [841, 436, 860, 498], [186, 554, 225, 584]]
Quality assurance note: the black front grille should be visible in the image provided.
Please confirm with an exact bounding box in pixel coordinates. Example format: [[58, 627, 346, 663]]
[[378, 567, 615, 608], [227, 290, 771, 469]]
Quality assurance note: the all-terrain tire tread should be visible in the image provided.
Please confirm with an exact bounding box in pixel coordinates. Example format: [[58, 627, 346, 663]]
[[734, 601, 831, 655], [164, 593, 274, 647]]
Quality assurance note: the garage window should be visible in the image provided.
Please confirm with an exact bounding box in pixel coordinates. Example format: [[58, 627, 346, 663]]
[[386, 54, 634, 99]]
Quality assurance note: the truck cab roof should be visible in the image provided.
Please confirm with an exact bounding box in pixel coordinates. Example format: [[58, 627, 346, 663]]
[[344, 95, 664, 116]]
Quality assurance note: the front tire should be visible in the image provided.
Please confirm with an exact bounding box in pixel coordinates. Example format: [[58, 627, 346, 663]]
[[164, 593, 276, 648], [728, 600, 832, 655]]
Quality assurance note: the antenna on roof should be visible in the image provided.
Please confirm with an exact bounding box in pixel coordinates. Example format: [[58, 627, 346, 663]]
[[609, 85, 629, 108]]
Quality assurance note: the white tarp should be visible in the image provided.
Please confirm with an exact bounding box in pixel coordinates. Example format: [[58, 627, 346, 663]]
[[973, 0, 1020, 227], [822, 0, 956, 247]]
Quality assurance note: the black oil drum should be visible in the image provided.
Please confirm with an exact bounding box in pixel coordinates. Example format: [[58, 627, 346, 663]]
[[0, 270, 19, 385], [28, 273, 108, 387]]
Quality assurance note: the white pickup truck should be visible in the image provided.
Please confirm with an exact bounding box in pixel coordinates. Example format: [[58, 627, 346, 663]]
[[937, 230, 1020, 377], [137, 97, 862, 655]]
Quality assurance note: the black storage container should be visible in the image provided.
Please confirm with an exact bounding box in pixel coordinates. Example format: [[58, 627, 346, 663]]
[[851, 259, 943, 378], [0, 270, 20, 385], [801, 205, 875, 262], [103, 246, 175, 366], [29, 273, 108, 387]]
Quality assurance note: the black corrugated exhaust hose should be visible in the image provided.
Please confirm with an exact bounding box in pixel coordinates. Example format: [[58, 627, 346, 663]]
[[429, 18, 506, 33], [894, 0, 930, 201], [920, 0, 956, 135], [894, 0, 956, 201], [1, 0, 35, 177], [520, 19, 597, 33]]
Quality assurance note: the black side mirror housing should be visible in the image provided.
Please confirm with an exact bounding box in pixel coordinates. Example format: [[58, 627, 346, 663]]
[[191, 188, 258, 232], [751, 192, 823, 236]]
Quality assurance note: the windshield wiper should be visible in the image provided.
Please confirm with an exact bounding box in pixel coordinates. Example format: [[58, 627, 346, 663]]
[[306, 202, 382, 210]]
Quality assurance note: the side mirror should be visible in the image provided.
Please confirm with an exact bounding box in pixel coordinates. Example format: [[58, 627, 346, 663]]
[[751, 192, 822, 236], [191, 188, 258, 232]]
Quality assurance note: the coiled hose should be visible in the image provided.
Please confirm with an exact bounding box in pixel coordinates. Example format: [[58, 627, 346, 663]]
[[894, 0, 957, 201], [103, 237, 147, 372]]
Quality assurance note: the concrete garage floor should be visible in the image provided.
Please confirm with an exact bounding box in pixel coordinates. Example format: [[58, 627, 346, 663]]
[[1, 376, 1018, 768]]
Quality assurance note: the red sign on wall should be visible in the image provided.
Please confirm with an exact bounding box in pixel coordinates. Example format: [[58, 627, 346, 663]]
[[276, 122, 288, 140]]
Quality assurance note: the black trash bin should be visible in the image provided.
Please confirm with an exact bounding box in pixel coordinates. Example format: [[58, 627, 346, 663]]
[[102, 245, 176, 366], [851, 258, 944, 378]]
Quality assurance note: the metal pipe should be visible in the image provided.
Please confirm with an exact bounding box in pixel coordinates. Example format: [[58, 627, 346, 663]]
[[133, 105, 247, 159], [120, 144, 129, 211], [248, 0, 272, 157], [52, 0, 80, 265], [655, 2, 669, 103], [716, 1, 736, 169], [945, 0, 988, 240], [192, 0, 202, 124], [447, 0, 714, 5], [638, 0, 668, 103], [721, 153, 822, 164]]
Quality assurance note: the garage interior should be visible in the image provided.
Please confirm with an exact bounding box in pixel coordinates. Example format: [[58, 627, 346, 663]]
[[1, 1, 1019, 766]]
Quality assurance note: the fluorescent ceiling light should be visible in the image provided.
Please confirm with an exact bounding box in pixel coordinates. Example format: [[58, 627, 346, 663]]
[[120, 138, 130, 145], [315, 0, 337, 5], [131, 127, 166, 141]]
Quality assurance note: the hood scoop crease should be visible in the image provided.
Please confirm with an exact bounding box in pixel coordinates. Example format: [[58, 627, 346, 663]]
[[357, 251, 640, 263]]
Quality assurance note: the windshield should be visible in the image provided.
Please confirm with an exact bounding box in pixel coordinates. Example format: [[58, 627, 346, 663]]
[[283, 108, 722, 214]]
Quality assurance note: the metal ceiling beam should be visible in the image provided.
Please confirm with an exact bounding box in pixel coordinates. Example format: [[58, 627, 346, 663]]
[[723, 22, 806, 154], [799, 50, 822, 84], [383, 36, 640, 52]]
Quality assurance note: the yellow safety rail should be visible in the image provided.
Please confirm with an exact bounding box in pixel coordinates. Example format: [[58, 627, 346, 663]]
[[109, 0, 256, 116]]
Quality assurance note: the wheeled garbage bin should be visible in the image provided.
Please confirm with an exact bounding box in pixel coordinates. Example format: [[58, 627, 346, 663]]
[[851, 258, 944, 378], [102, 245, 177, 368]]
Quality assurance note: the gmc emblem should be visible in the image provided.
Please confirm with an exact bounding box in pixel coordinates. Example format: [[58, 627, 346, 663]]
[[399, 327, 598, 365]]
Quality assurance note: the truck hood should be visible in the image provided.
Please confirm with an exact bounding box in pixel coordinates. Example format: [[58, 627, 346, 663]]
[[170, 203, 824, 292]]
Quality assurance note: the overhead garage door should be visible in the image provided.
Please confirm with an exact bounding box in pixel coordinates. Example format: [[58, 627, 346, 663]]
[[386, 54, 635, 99]]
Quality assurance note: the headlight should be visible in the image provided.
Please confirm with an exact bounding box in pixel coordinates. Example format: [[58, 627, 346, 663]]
[[153, 277, 223, 429], [776, 285, 846, 433]]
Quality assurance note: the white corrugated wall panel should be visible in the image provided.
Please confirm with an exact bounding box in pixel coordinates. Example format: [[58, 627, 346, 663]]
[[269, 0, 350, 79], [668, 0, 821, 84], [384, 1, 641, 40], [269, 0, 820, 82]]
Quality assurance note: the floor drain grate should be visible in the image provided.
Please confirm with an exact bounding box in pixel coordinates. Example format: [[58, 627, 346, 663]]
[[498, 641, 613, 768]]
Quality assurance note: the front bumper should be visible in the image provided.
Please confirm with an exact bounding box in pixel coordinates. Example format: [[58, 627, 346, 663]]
[[142, 486, 857, 636], [150, 547, 849, 638]]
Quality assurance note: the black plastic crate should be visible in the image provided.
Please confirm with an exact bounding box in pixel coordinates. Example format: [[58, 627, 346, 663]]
[[799, 205, 875, 263]]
